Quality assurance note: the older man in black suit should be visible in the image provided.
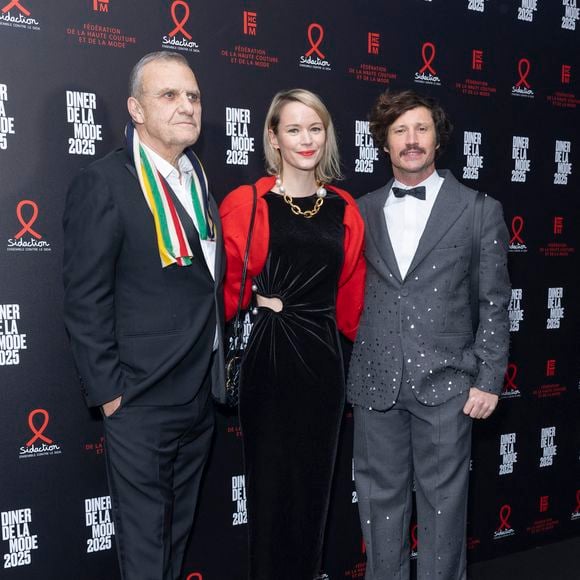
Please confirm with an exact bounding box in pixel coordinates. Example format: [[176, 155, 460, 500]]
[[348, 90, 510, 580], [63, 51, 224, 580]]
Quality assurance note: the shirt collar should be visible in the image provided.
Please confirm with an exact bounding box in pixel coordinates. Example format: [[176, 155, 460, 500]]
[[392, 169, 441, 194], [141, 143, 193, 181]]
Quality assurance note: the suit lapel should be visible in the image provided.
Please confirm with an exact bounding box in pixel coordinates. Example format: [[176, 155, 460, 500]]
[[125, 160, 137, 180], [209, 194, 225, 283], [365, 179, 404, 283], [406, 170, 468, 277]]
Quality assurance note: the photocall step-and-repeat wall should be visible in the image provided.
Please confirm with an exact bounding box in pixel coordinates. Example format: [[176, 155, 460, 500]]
[[0, 0, 579, 578]]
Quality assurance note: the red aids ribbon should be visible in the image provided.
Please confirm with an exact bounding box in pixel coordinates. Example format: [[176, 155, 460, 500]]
[[503, 363, 518, 391], [2, 0, 30, 15], [15, 200, 42, 240], [186, 574, 202, 580], [515, 58, 531, 89], [169, 0, 192, 40], [26, 409, 54, 446], [305, 23, 325, 59], [510, 216, 524, 245], [410, 523, 418, 551], [419, 42, 437, 75], [497, 504, 511, 531]]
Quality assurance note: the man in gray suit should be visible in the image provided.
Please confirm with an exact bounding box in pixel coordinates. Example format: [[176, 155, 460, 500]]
[[348, 90, 510, 580]]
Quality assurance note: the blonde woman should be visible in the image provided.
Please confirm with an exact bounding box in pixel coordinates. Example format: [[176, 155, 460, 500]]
[[220, 89, 366, 580]]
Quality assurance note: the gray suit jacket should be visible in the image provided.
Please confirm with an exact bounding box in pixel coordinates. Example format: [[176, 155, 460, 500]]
[[347, 170, 510, 410]]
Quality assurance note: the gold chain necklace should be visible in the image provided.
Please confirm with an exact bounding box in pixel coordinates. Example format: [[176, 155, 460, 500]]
[[283, 193, 324, 218], [276, 176, 327, 219]]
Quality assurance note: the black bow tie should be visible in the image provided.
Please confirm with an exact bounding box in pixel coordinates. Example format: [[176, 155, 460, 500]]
[[392, 186, 426, 200]]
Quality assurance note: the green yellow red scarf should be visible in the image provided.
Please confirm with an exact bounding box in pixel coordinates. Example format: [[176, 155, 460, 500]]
[[126, 122, 214, 268]]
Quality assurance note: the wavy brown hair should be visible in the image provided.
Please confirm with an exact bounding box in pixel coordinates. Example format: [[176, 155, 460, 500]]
[[369, 90, 452, 157]]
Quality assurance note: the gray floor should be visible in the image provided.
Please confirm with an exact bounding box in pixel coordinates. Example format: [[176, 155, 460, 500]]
[[468, 537, 580, 580]]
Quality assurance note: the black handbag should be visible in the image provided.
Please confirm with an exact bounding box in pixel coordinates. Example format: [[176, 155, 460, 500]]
[[223, 184, 257, 406]]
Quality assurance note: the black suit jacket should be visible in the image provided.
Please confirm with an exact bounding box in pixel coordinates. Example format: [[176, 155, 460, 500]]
[[63, 148, 225, 407]]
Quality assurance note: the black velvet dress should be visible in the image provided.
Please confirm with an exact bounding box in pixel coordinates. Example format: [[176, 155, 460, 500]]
[[239, 190, 346, 580]]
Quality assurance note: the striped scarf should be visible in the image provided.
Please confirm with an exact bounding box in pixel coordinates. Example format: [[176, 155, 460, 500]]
[[126, 122, 215, 268]]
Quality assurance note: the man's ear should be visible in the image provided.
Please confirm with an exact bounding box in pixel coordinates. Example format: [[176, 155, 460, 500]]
[[127, 97, 144, 125]]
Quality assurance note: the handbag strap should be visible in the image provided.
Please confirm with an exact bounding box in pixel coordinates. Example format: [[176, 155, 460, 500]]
[[470, 191, 485, 337], [232, 184, 258, 335]]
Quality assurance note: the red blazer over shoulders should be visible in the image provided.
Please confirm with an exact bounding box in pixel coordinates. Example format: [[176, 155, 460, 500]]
[[219, 175, 366, 341]]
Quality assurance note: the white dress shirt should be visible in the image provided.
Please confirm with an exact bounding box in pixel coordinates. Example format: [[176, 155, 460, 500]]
[[384, 170, 444, 279]]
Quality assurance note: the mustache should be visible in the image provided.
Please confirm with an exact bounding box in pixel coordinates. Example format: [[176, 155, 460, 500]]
[[401, 145, 426, 155]]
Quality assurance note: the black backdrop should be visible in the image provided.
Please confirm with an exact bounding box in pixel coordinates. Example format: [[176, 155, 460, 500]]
[[0, 1, 578, 578]]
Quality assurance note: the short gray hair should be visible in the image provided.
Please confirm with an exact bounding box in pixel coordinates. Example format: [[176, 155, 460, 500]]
[[129, 51, 190, 97]]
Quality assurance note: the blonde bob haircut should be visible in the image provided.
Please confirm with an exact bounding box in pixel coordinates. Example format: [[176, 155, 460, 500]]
[[263, 89, 342, 183]]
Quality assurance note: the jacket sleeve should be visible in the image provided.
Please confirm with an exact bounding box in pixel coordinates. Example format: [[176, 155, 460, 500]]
[[473, 197, 511, 395], [336, 192, 367, 341], [219, 185, 268, 321], [62, 167, 125, 408]]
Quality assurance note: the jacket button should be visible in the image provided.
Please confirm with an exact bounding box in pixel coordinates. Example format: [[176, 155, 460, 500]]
[[400, 289, 409, 297]]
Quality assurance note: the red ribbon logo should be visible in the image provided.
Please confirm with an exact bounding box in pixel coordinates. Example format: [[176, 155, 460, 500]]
[[305, 23, 325, 59], [169, 0, 192, 40], [515, 58, 531, 89], [186, 574, 202, 580], [509, 216, 524, 245], [26, 409, 54, 446], [419, 42, 437, 75], [497, 504, 512, 531], [410, 522, 418, 551], [503, 363, 518, 392], [1, 0, 30, 15], [15, 200, 42, 240]]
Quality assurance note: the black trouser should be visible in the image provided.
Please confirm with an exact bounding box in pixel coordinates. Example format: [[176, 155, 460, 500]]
[[103, 383, 214, 580]]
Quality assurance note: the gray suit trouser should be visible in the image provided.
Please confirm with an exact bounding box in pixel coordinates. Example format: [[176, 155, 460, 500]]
[[353, 378, 472, 580]]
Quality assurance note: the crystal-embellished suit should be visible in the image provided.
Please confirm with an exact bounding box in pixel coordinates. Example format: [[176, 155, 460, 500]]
[[347, 170, 510, 579]]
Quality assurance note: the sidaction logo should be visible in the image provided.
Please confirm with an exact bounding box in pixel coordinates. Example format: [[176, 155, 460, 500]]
[[493, 504, 515, 539], [6, 200, 51, 252], [0, 0, 40, 28], [162, 0, 199, 52], [299, 23, 331, 70], [509, 216, 527, 253], [501, 362, 521, 398], [571, 490, 580, 521], [414, 42, 441, 85], [19, 409, 62, 459], [512, 58, 534, 97]]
